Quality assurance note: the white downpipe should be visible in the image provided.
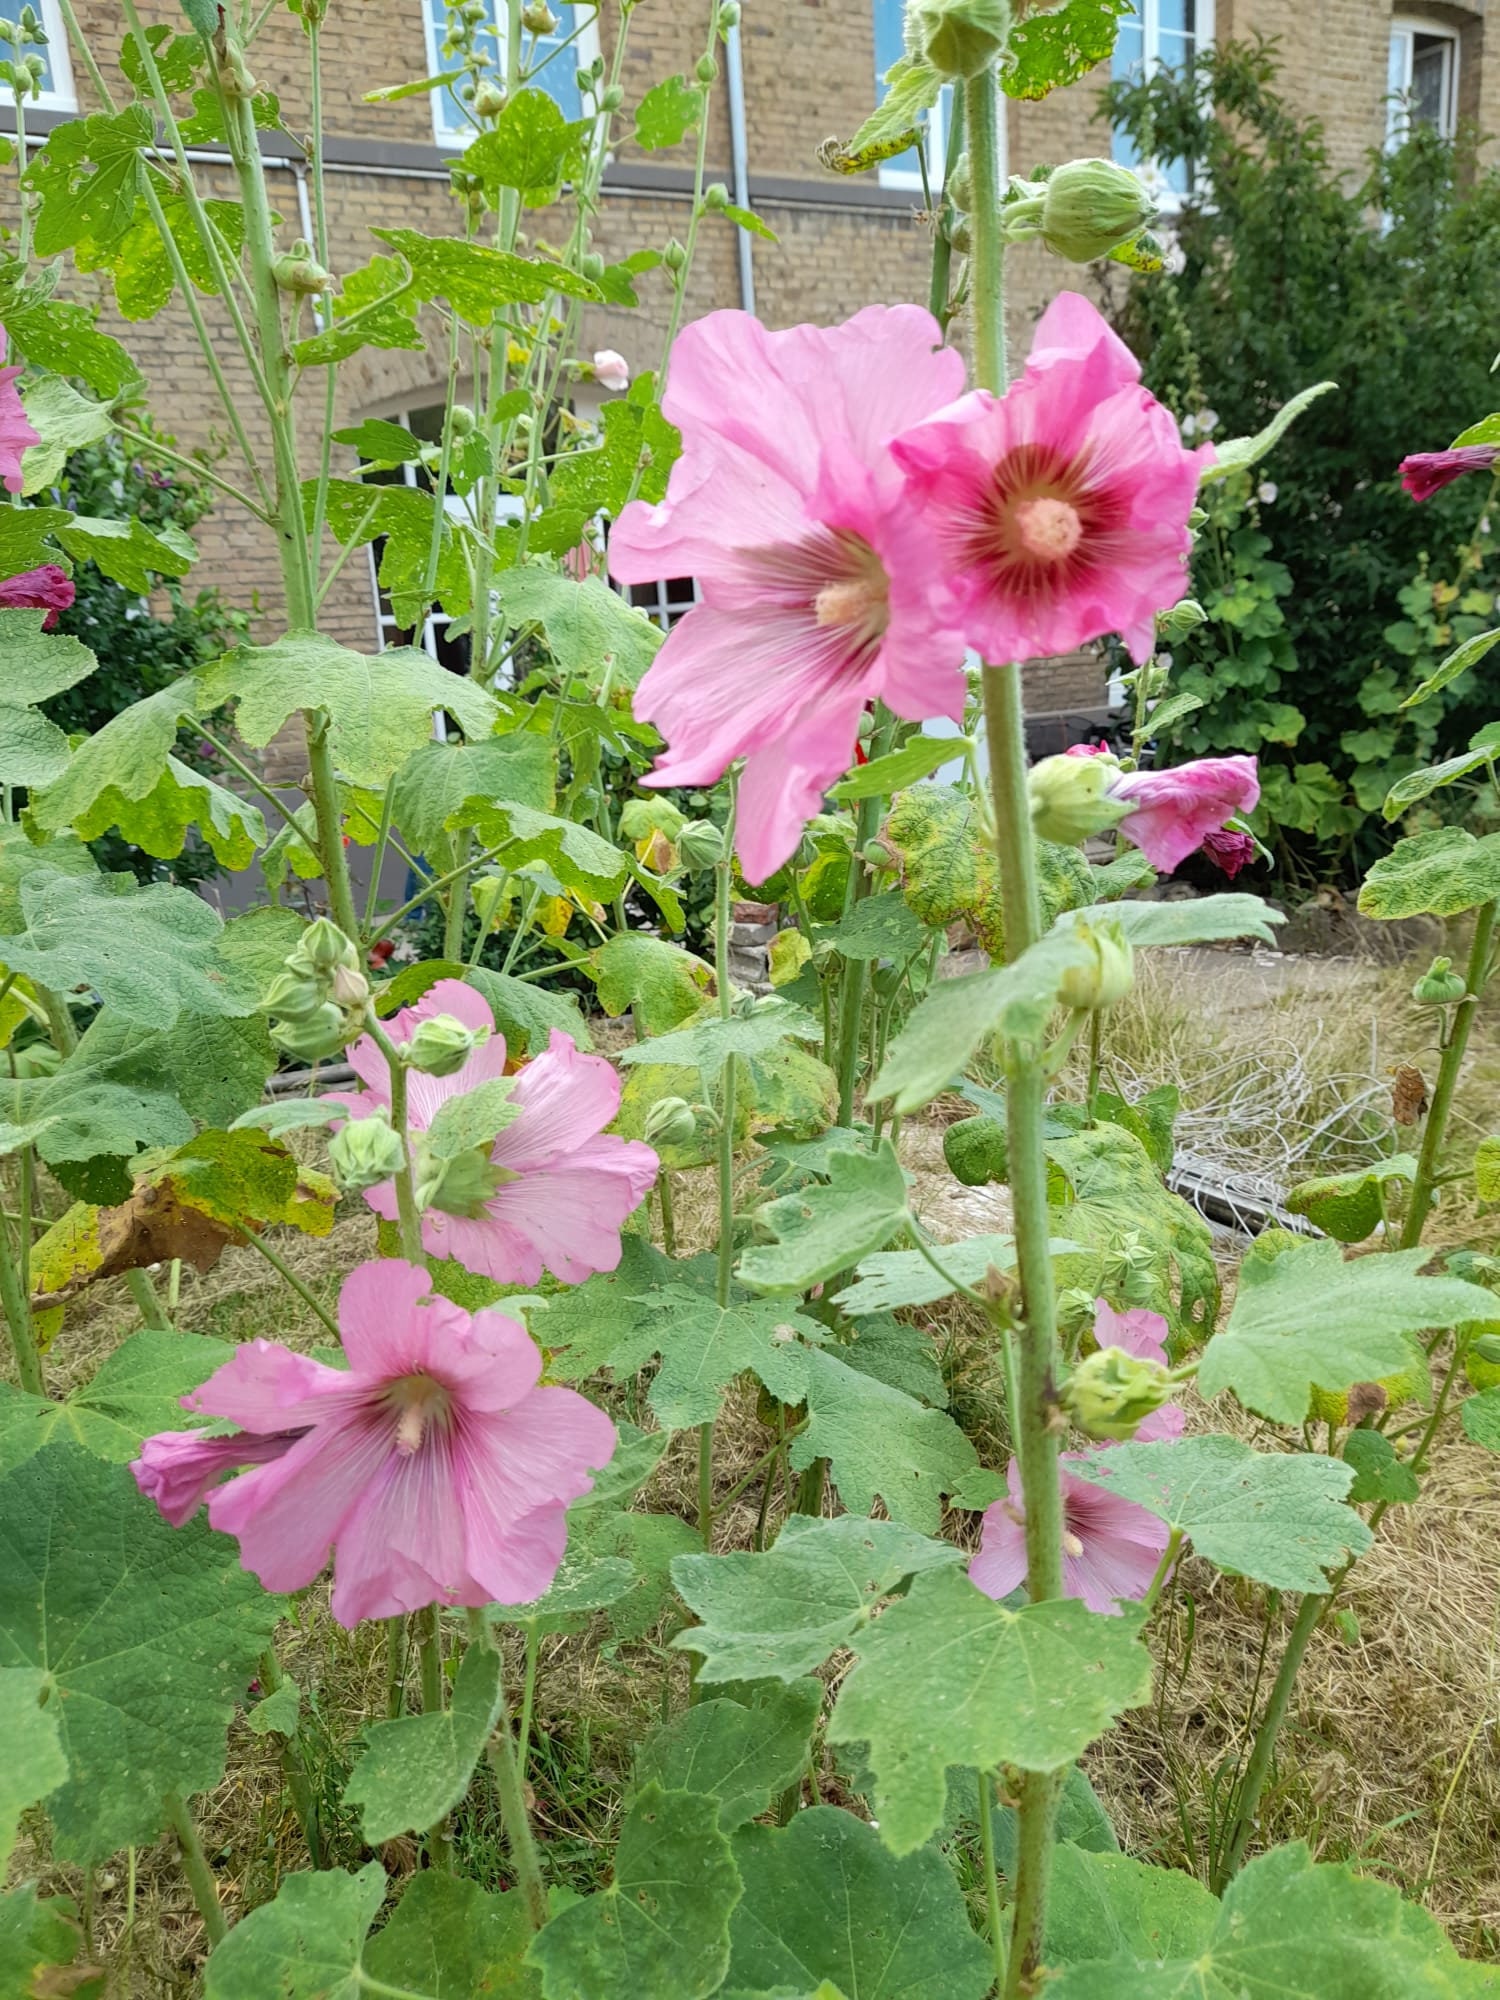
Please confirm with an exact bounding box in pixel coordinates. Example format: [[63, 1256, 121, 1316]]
[[724, 21, 755, 315]]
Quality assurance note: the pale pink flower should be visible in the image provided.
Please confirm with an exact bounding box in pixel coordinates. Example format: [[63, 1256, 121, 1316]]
[[891, 290, 1210, 666], [593, 348, 630, 393], [608, 306, 968, 882], [335, 980, 656, 1286], [0, 564, 73, 628], [1400, 445, 1498, 503], [970, 1453, 1169, 1614], [1091, 1297, 1184, 1443], [131, 1259, 616, 1626], [0, 331, 37, 495], [1109, 756, 1260, 874]]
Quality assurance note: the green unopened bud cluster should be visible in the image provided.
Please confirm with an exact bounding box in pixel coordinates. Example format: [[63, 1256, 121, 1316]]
[[413, 1136, 511, 1218], [1063, 1344, 1180, 1441], [643, 1095, 700, 1149], [1003, 158, 1156, 266], [265, 919, 369, 1063], [328, 1111, 406, 1194], [1057, 920, 1134, 1012]]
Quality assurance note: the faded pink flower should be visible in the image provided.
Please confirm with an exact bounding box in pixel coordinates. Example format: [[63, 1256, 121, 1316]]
[[1091, 1297, 1184, 1443], [0, 331, 37, 495], [593, 347, 630, 393], [335, 979, 656, 1286], [0, 564, 73, 629], [891, 291, 1210, 666], [608, 306, 968, 882], [970, 1453, 1169, 1614], [1400, 445, 1498, 503], [1109, 756, 1260, 874], [131, 1259, 616, 1625]]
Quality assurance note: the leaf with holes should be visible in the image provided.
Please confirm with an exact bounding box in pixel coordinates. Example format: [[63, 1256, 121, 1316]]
[[634, 75, 705, 149], [371, 227, 600, 321], [23, 106, 150, 258], [466, 86, 589, 203], [366, 1871, 540, 1998], [202, 1864, 386, 1999], [827, 1566, 1153, 1855], [345, 1641, 503, 1843], [1001, 0, 1134, 99]]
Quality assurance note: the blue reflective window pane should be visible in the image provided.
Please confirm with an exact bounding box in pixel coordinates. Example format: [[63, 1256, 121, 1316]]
[[430, 0, 583, 139]]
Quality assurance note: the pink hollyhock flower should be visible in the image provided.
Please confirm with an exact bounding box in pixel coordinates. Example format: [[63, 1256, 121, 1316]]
[[607, 306, 968, 882], [1399, 445, 1498, 503], [1091, 1297, 1184, 1443], [131, 1259, 617, 1625], [0, 332, 35, 495], [1109, 756, 1260, 874], [593, 348, 630, 393], [970, 1453, 1169, 1614], [0, 564, 73, 629], [335, 979, 657, 1286], [891, 290, 1210, 666]]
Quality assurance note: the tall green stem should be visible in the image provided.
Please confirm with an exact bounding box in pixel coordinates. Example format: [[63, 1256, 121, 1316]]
[[468, 1609, 549, 1930], [363, 1014, 425, 1264], [701, 776, 741, 1546], [977, 1770, 1008, 1994], [418, 1607, 452, 1869], [1401, 899, 1496, 1247], [164, 1792, 227, 1947], [0, 1197, 40, 1395], [1213, 1589, 1321, 1890]]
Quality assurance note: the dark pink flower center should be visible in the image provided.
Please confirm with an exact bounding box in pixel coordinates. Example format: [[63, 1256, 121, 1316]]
[[740, 528, 891, 663], [965, 441, 1127, 608]]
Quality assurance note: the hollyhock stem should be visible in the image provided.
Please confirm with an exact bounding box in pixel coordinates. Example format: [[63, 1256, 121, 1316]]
[[362, 1013, 426, 1264], [704, 774, 741, 1544], [1401, 898, 1496, 1247], [418, 1608, 454, 1870], [469, 1609, 549, 1930], [0, 1201, 41, 1397], [965, 50, 1068, 1999], [977, 1770, 1008, 1992], [164, 1792, 226, 1947]]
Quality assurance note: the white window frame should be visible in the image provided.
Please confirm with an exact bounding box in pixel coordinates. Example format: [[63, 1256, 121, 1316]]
[[1110, 0, 1215, 212], [24, 0, 76, 115], [1387, 17, 1460, 147], [623, 573, 701, 631], [423, 0, 601, 149], [364, 401, 483, 671]]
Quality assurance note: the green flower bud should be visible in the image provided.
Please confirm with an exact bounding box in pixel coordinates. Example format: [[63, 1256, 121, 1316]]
[[1057, 1286, 1099, 1344], [471, 78, 507, 117], [1471, 1332, 1500, 1367], [663, 237, 689, 272], [702, 181, 731, 213], [643, 1095, 699, 1149], [600, 83, 625, 112], [289, 918, 360, 978], [911, 0, 1009, 80], [1057, 921, 1134, 1013], [948, 216, 972, 255], [1027, 752, 1130, 847], [328, 962, 370, 1011], [448, 403, 477, 437], [405, 1013, 486, 1078], [1063, 1344, 1178, 1441], [262, 969, 326, 1021], [1156, 597, 1207, 642], [580, 250, 607, 281], [413, 1137, 514, 1218], [677, 819, 725, 869], [716, 0, 740, 28], [1412, 956, 1468, 1007], [271, 1003, 352, 1063], [329, 1112, 407, 1193], [272, 246, 334, 294], [520, 0, 558, 30], [1005, 157, 1156, 265], [695, 52, 719, 82]]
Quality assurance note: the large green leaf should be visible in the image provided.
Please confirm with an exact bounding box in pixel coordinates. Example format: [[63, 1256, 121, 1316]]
[[1071, 1435, 1371, 1591], [366, 1871, 540, 1997], [449, 797, 627, 902], [22, 105, 149, 257], [1060, 895, 1283, 950], [53, 513, 197, 592], [632, 1679, 821, 1830], [881, 784, 1091, 959], [671, 1513, 964, 1683], [344, 1640, 503, 1843], [830, 735, 960, 802], [1286, 1155, 1417, 1244], [0, 870, 256, 1026], [28, 680, 194, 838], [0, 1885, 100, 2000], [834, 1233, 1025, 1314], [1044, 1840, 1492, 1997], [0, 612, 97, 789], [392, 733, 556, 859], [1198, 1238, 1496, 1423], [635, 1286, 820, 1431], [1, 292, 139, 398], [0, 1327, 232, 1477], [203, 1864, 385, 1999], [618, 1001, 821, 1097], [292, 253, 421, 366], [196, 633, 499, 790], [0, 1667, 67, 1868], [525, 1784, 740, 2000], [465, 86, 589, 204], [738, 1139, 911, 1293], [492, 1547, 635, 1636], [0, 1446, 282, 1863], [1357, 827, 1500, 920], [371, 227, 601, 320], [1399, 625, 1500, 711], [815, 888, 930, 963], [586, 932, 713, 1033], [826, 1567, 1153, 1855], [314, 479, 471, 630], [1383, 722, 1500, 818], [1042, 1842, 1216, 1967], [721, 1807, 992, 2000], [1001, 0, 1133, 99], [634, 73, 705, 149], [495, 566, 663, 690], [789, 1346, 980, 1533]]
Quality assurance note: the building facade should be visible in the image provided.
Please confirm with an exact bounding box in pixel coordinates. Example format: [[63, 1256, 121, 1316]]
[[7, 0, 1492, 742]]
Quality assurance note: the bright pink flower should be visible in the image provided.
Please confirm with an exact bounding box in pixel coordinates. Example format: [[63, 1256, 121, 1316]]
[[0, 564, 73, 629], [335, 980, 657, 1286], [0, 332, 36, 495], [1199, 825, 1258, 879], [1091, 1297, 1184, 1443], [892, 291, 1210, 666], [970, 1453, 1169, 1614], [1399, 445, 1498, 503], [131, 1259, 617, 1625], [1109, 755, 1260, 874], [608, 306, 968, 882]]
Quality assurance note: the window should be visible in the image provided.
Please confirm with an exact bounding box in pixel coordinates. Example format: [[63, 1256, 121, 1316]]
[[872, 0, 953, 193], [20, 0, 75, 114], [625, 575, 699, 630], [1388, 19, 1459, 145], [424, 0, 599, 147], [1111, 0, 1214, 203]]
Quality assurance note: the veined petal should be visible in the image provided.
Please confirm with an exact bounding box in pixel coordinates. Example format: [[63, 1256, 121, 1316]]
[[491, 1032, 622, 1170]]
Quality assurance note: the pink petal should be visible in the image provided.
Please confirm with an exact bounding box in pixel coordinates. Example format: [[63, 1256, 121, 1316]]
[[735, 689, 871, 883], [207, 1409, 395, 1596], [474, 1146, 658, 1285], [336, 1258, 447, 1378], [1093, 1298, 1170, 1361], [493, 1032, 622, 1169], [132, 1428, 297, 1527], [183, 1339, 350, 1433], [1133, 1402, 1186, 1444]]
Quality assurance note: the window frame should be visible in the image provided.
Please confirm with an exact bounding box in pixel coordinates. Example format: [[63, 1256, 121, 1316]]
[[870, 0, 952, 194], [26, 0, 76, 115], [1387, 16, 1460, 147], [1110, 0, 1216, 212], [422, 0, 601, 150]]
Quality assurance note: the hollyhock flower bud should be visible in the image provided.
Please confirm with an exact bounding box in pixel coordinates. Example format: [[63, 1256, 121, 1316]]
[[1028, 751, 1131, 846], [1063, 1344, 1179, 1441], [0, 563, 73, 628], [262, 969, 326, 1020], [413, 1136, 511, 1217], [703, 182, 730, 213], [912, 0, 1010, 79], [1399, 444, 1498, 503], [1058, 920, 1134, 1012], [1064, 750, 1259, 875], [593, 348, 630, 393], [662, 238, 688, 271], [271, 1002, 351, 1062], [695, 52, 718, 82], [472, 78, 507, 117], [1199, 826, 1257, 880], [1006, 159, 1156, 265], [678, 819, 725, 869], [328, 961, 370, 1011], [329, 1111, 407, 1193], [272, 246, 334, 295], [521, 0, 558, 30], [449, 403, 477, 437], [642, 1095, 700, 1148], [1470, 1332, 1500, 1366], [1412, 956, 1468, 1006], [405, 1012, 487, 1078], [290, 918, 360, 978]]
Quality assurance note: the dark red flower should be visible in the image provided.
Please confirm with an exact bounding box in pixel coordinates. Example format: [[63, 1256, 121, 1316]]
[[0, 564, 74, 630], [1200, 826, 1257, 879], [1399, 445, 1499, 503]]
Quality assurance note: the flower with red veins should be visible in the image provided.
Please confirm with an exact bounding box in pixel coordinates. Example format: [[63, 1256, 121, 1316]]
[[333, 979, 657, 1286], [607, 305, 968, 883], [131, 1259, 616, 1626], [0, 564, 74, 629], [0, 331, 36, 495], [891, 291, 1210, 666], [1399, 445, 1498, 503], [970, 1452, 1169, 1614], [1199, 825, 1258, 879]]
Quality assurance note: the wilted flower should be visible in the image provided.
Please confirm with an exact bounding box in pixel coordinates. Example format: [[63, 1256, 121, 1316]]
[[0, 330, 37, 494], [1399, 444, 1498, 503], [970, 1454, 1169, 1614], [334, 979, 657, 1285], [608, 305, 968, 882], [891, 292, 1209, 666], [593, 347, 630, 393], [132, 1260, 616, 1626], [0, 563, 73, 628], [1199, 825, 1258, 880]]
